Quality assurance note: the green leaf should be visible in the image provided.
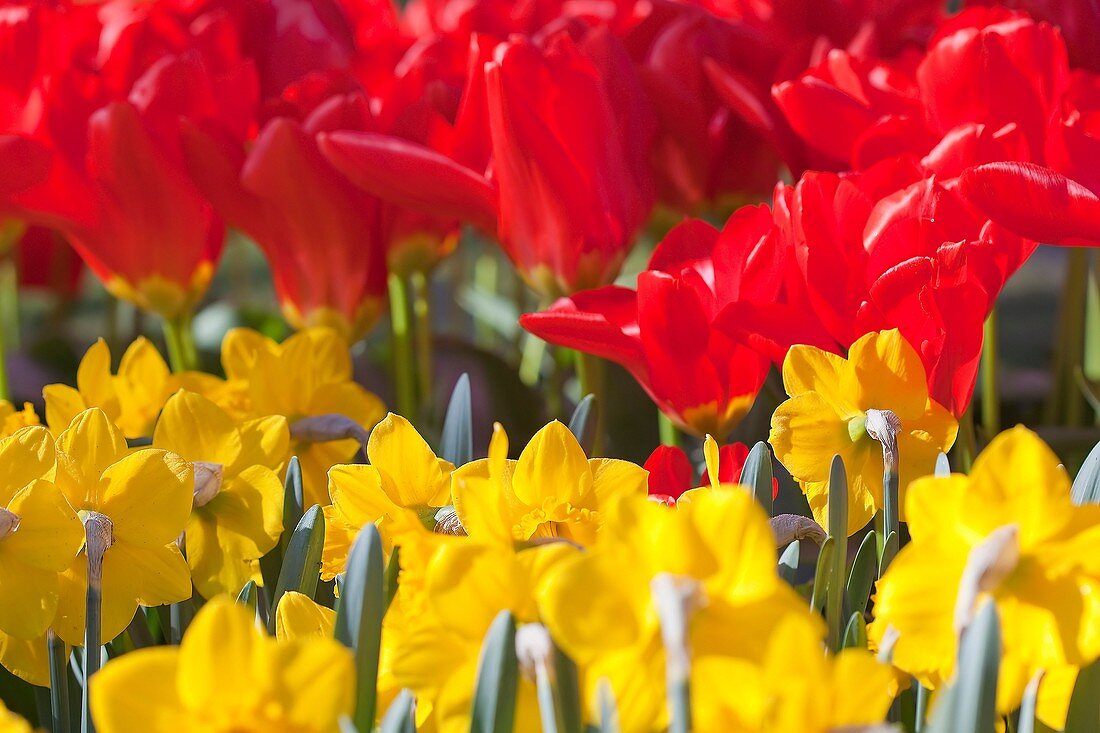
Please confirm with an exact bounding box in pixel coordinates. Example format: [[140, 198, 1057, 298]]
[[335, 525, 385, 732], [879, 530, 899, 575], [470, 611, 519, 733], [551, 644, 583, 733], [926, 601, 1000, 733], [379, 689, 417, 733], [826, 455, 848, 652], [1073, 441, 1100, 505], [811, 537, 835, 614], [738, 442, 774, 516], [567, 394, 597, 456], [1064, 658, 1100, 732], [47, 630, 70, 733], [268, 504, 326, 634], [384, 545, 401, 614], [935, 452, 951, 478], [777, 541, 800, 586], [841, 612, 866, 649], [846, 531, 878, 617], [261, 456, 305, 592], [236, 580, 258, 611], [440, 374, 473, 467]]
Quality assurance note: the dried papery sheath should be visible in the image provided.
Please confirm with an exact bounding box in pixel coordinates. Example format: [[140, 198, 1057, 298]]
[[433, 507, 467, 536], [0, 507, 19, 540], [770, 514, 826, 547], [864, 409, 901, 464], [192, 462, 224, 507], [289, 414, 370, 446], [516, 623, 555, 684], [954, 524, 1020, 635]]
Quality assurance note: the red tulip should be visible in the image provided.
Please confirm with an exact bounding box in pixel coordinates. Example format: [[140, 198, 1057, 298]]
[[521, 204, 821, 438], [645, 442, 778, 504], [965, 0, 1100, 73], [185, 92, 388, 340], [320, 27, 656, 297], [15, 226, 83, 297]]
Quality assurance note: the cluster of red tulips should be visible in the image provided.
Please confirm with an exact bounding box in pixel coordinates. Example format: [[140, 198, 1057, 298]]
[[0, 0, 1097, 437]]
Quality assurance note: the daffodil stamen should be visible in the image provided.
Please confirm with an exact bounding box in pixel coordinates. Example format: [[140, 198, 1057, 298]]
[[192, 461, 224, 507], [0, 508, 19, 541], [953, 523, 1020, 635]]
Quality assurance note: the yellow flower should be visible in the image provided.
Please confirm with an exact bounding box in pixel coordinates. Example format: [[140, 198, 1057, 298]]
[[153, 390, 289, 598], [0, 630, 50, 687], [695, 616, 897, 733], [51, 408, 193, 646], [540, 487, 817, 733], [0, 426, 82, 640], [275, 591, 336, 642], [0, 699, 32, 733], [321, 413, 453, 580], [868, 426, 1100, 725], [387, 541, 575, 733], [769, 329, 957, 535], [44, 337, 175, 440], [452, 421, 647, 546], [90, 596, 354, 733], [220, 327, 385, 508], [0, 402, 39, 439]]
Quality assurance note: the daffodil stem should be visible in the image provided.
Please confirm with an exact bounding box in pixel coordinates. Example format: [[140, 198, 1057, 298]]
[[658, 412, 679, 448], [574, 351, 605, 456], [83, 513, 112, 733], [980, 309, 1000, 439], [410, 270, 434, 422], [387, 273, 417, 420], [915, 680, 929, 732], [47, 628, 70, 733], [0, 253, 17, 402], [162, 311, 198, 373]]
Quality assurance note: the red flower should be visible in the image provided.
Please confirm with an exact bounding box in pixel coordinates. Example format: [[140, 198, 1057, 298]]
[[521, 204, 822, 438], [15, 226, 83, 297], [319, 27, 655, 297], [645, 441, 778, 504], [185, 92, 388, 340], [0, 3, 257, 320]]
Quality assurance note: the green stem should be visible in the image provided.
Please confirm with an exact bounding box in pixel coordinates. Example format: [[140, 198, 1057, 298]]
[[0, 255, 17, 402], [387, 273, 417, 419], [409, 270, 433, 422], [574, 351, 606, 456], [47, 629, 70, 733], [1046, 249, 1089, 425], [162, 311, 198, 373], [956, 405, 977, 473], [980, 309, 1000, 440], [658, 412, 679, 448]]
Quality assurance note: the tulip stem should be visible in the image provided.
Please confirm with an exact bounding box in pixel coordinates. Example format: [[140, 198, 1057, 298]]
[[162, 311, 198, 373], [980, 309, 1000, 439], [0, 253, 17, 401], [47, 628, 70, 733], [410, 270, 433, 422], [658, 412, 679, 448], [387, 273, 417, 420], [1046, 248, 1089, 425], [955, 406, 977, 473], [574, 351, 605, 455]]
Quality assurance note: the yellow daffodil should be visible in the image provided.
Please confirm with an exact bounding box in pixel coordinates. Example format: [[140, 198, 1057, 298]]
[[275, 591, 335, 642], [0, 426, 81, 640], [44, 338, 175, 440], [321, 413, 453, 580], [452, 421, 648, 546], [387, 541, 575, 733], [695, 616, 897, 733], [540, 487, 818, 733], [0, 402, 39, 439], [0, 631, 50, 687], [769, 329, 957, 535], [51, 408, 193, 646], [90, 597, 354, 733], [153, 390, 289, 598], [868, 426, 1100, 726], [0, 699, 31, 733], [219, 327, 385, 507]]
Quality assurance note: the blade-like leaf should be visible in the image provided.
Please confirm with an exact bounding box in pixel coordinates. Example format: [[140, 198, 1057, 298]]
[[335, 525, 385, 732], [1064, 658, 1100, 732], [380, 689, 417, 733], [842, 611, 867, 650], [268, 504, 325, 633], [470, 611, 519, 733], [778, 541, 800, 586], [811, 537, 835, 614], [935, 452, 951, 478], [567, 394, 597, 455], [440, 374, 473, 467], [739, 442, 774, 516], [926, 600, 1000, 733], [846, 531, 878, 616], [1073, 441, 1100, 505], [826, 455, 848, 652], [879, 531, 899, 575]]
